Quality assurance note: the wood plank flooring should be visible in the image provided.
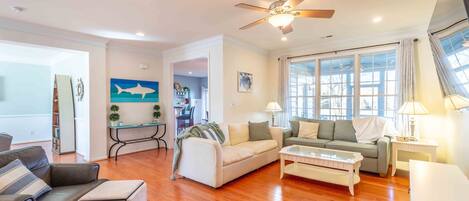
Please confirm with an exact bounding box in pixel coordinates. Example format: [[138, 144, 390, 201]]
[[13, 141, 410, 201]]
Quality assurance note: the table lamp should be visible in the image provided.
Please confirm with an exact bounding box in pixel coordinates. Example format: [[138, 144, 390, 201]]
[[265, 102, 282, 127], [398, 101, 429, 140]]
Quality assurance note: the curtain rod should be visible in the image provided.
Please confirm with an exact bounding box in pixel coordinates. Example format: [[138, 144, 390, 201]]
[[280, 38, 418, 61], [431, 18, 468, 35]]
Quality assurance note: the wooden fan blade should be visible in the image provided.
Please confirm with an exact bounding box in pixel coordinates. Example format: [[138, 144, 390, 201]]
[[295, 9, 335, 18], [239, 18, 267, 30], [281, 24, 293, 34], [235, 3, 269, 12], [285, 0, 304, 8]]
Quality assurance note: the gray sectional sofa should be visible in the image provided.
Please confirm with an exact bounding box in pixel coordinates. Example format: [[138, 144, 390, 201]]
[[283, 117, 391, 176]]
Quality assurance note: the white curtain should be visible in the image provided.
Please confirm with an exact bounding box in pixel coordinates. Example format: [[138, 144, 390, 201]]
[[277, 56, 290, 127], [397, 39, 416, 104], [428, 33, 468, 97], [396, 39, 416, 133]]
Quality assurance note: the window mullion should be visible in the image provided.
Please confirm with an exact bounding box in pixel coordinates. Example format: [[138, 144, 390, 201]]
[[315, 59, 321, 119], [353, 54, 361, 118]]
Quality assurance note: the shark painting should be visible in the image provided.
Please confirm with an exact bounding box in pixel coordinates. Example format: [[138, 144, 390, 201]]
[[110, 78, 159, 102], [115, 83, 155, 99]]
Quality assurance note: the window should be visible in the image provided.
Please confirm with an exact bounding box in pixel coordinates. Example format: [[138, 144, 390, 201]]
[[289, 61, 316, 118], [440, 27, 469, 95], [287, 48, 398, 122], [359, 51, 397, 121], [320, 56, 354, 120]]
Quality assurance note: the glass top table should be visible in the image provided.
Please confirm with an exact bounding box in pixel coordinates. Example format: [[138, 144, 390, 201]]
[[280, 145, 363, 164], [279, 145, 364, 196]]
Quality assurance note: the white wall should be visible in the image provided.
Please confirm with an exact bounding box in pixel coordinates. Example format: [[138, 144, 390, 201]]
[[0, 62, 52, 143], [223, 37, 270, 123], [0, 17, 108, 161], [106, 44, 163, 155], [51, 53, 90, 159]]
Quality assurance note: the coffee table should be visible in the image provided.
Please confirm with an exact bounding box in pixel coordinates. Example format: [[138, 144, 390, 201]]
[[279, 145, 364, 196]]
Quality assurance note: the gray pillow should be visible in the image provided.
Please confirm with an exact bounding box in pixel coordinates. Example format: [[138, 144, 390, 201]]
[[248, 121, 272, 141]]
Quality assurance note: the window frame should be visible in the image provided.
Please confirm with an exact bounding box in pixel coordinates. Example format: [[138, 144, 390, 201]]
[[287, 45, 398, 121]]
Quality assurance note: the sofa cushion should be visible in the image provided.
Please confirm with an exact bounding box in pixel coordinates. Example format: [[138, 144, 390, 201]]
[[325, 140, 377, 158], [234, 140, 278, 155], [37, 179, 107, 201], [284, 137, 330, 148], [0, 159, 51, 199], [298, 121, 319, 139], [248, 121, 272, 141], [290, 117, 335, 140], [222, 146, 254, 166], [228, 124, 249, 145], [333, 120, 357, 142]]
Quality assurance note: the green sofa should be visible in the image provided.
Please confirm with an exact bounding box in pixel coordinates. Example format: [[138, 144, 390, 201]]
[[283, 117, 391, 176]]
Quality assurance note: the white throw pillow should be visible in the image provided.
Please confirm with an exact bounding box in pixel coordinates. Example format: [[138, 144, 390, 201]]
[[228, 123, 249, 145], [298, 121, 319, 139]]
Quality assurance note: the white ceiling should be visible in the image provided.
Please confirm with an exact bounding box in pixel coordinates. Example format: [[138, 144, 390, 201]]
[[0, 0, 436, 51], [0, 41, 75, 66], [173, 57, 208, 78]]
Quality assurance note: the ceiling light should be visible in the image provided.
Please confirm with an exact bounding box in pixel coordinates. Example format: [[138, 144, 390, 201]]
[[11, 6, 25, 13], [281, 36, 288, 41], [268, 14, 294, 28], [188, 72, 193, 75], [135, 32, 145, 37], [372, 16, 383, 23]]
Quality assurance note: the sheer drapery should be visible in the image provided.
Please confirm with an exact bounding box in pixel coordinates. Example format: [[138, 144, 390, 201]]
[[277, 56, 290, 127], [428, 33, 467, 97], [397, 39, 416, 104]]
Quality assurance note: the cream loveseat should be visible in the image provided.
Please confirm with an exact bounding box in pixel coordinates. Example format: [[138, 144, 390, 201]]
[[177, 123, 283, 188]]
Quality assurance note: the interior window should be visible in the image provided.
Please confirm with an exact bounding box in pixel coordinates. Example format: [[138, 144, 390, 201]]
[[359, 50, 397, 122], [319, 56, 355, 120], [289, 61, 316, 118]]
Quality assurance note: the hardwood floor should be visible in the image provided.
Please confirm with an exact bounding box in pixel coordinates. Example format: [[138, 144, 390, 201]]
[[13, 142, 410, 201]]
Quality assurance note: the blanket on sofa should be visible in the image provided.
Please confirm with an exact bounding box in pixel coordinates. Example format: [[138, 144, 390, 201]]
[[352, 117, 387, 144], [171, 123, 225, 180]]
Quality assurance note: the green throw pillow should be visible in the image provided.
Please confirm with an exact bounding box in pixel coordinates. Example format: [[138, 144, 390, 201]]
[[248, 121, 272, 141]]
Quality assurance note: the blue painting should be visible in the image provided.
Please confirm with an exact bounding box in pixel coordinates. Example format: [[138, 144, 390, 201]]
[[110, 78, 159, 102]]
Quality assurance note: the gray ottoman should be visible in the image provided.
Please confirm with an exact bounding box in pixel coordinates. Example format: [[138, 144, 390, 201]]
[[79, 180, 147, 201]]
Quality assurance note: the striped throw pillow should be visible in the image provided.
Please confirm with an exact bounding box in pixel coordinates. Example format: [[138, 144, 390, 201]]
[[0, 159, 51, 199]]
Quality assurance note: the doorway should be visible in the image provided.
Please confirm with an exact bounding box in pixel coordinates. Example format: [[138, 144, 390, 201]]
[[0, 40, 90, 159], [172, 57, 209, 134]]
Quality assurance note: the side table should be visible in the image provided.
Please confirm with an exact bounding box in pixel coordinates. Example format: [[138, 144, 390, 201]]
[[391, 138, 438, 176]]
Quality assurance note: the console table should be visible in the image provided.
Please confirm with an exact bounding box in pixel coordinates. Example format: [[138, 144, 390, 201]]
[[108, 122, 167, 161]]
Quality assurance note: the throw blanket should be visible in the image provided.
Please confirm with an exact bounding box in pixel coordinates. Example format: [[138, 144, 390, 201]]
[[352, 117, 387, 144], [171, 123, 225, 180]]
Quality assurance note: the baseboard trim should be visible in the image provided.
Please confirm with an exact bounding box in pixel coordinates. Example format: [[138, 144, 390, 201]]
[[92, 147, 172, 162], [12, 139, 51, 145]]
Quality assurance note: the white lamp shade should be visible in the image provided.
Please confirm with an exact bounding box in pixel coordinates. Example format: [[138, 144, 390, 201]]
[[268, 14, 294, 27], [398, 101, 429, 115], [444, 94, 469, 110], [265, 102, 282, 112]]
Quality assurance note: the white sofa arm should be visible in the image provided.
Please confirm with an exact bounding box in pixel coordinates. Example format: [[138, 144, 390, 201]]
[[269, 127, 283, 148], [178, 137, 223, 188]]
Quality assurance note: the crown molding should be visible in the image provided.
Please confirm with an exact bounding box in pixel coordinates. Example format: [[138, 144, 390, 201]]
[[269, 25, 429, 57], [0, 17, 109, 48], [106, 41, 162, 57], [163, 35, 224, 58], [223, 35, 268, 56]]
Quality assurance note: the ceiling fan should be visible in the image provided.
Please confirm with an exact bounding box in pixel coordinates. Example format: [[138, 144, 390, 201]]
[[235, 0, 335, 35]]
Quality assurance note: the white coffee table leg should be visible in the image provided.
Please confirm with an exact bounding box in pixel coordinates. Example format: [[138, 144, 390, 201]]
[[280, 156, 285, 179], [348, 168, 355, 196]]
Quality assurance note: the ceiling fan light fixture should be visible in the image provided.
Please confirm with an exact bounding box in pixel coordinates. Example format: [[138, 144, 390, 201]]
[[268, 13, 294, 27]]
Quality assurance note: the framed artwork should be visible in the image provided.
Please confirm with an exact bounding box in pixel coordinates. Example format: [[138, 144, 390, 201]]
[[110, 78, 159, 102], [238, 72, 253, 93]]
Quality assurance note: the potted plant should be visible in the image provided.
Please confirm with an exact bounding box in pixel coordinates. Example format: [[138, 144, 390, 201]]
[[109, 105, 120, 126], [153, 105, 161, 122]]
